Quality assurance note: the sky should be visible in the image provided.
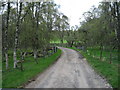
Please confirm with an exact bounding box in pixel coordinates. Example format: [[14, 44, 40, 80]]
[[54, 0, 103, 27]]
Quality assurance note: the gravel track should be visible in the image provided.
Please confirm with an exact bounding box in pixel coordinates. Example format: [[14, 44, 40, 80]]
[[25, 47, 112, 88]]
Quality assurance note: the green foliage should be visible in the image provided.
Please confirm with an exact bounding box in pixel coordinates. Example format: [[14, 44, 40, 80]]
[[2, 49, 61, 88], [50, 40, 67, 44], [75, 2, 119, 49], [2, 1, 69, 70], [2, 1, 69, 51]]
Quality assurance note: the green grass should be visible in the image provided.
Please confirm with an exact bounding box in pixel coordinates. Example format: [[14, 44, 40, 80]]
[[68, 47, 119, 88], [2, 49, 62, 88], [50, 40, 67, 44], [86, 47, 118, 64]]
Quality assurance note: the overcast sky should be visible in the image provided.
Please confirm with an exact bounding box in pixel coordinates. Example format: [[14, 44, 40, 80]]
[[54, 0, 103, 27]]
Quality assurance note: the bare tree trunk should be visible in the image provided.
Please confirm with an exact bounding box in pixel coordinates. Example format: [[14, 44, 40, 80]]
[[13, 2, 22, 68], [112, 2, 120, 62], [115, 2, 120, 45], [4, 2, 10, 69], [13, 50, 17, 68], [109, 50, 112, 64], [34, 50, 37, 59], [115, 2, 120, 63], [34, 50, 38, 64], [20, 52, 24, 71], [109, 41, 113, 64], [100, 43, 103, 60], [5, 53, 8, 69], [31, 2, 39, 64]]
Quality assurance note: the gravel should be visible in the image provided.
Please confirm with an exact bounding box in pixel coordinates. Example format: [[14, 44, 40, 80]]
[[25, 47, 112, 88]]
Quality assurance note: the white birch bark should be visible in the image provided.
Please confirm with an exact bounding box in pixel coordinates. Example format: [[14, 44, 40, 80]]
[[13, 1, 22, 68], [34, 50, 37, 59], [5, 2, 10, 69]]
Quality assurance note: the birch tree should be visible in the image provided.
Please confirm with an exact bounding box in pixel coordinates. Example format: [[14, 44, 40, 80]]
[[4, 2, 10, 69], [13, 1, 22, 68]]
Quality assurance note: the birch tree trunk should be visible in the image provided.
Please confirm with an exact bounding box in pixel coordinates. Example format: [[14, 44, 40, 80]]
[[115, 2, 120, 46], [115, 2, 120, 61], [34, 50, 38, 64], [34, 3, 41, 64], [5, 2, 10, 69], [31, 3, 38, 64], [100, 43, 103, 60], [112, 2, 120, 63], [13, 1, 22, 68]]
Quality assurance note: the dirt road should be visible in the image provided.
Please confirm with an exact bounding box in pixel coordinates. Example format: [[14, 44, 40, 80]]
[[25, 47, 111, 88]]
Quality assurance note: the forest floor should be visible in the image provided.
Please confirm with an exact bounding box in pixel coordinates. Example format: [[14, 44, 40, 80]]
[[25, 47, 112, 88]]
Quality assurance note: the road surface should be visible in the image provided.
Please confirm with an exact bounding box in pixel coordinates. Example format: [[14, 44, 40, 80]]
[[25, 47, 111, 88]]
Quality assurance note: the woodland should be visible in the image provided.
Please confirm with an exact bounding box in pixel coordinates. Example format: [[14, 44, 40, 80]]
[[0, 0, 120, 88]]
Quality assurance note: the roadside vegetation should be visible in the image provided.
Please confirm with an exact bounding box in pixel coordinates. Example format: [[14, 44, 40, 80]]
[[69, 47, 118, 88], [3, 49, 61, 88], [62, 2, 119, 88], [1, 1, 67, 88]]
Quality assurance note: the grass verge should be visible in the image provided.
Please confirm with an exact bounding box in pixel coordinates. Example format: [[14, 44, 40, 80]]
[[68, 47, 118, 88], [2, 49, 62, 88]]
